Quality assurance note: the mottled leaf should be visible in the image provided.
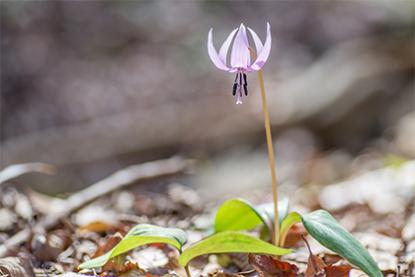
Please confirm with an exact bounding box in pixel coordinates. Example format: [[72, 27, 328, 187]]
[[301, 210, 382, 277]]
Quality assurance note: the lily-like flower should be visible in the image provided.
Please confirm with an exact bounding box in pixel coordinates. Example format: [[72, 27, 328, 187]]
[[208, 23, 271, 104]]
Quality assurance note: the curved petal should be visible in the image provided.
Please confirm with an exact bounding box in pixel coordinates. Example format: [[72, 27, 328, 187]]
[[219, 28, 238, 65], [250, 22, 271, 71], [230, 24, 251, 69], [208, 28, 230, 71], [247, 27, 263, 55]]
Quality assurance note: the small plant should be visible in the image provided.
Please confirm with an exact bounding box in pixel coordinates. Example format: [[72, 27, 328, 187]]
[[78, 224, 188, 270], [79, 23, 383, 277], [186, 22, 382, 277]]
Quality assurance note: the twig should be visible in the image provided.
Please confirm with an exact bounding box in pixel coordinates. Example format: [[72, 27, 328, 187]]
[[0, 157, 192, 257], [302, 235, 319, 274], [0, 163, 55, 185]]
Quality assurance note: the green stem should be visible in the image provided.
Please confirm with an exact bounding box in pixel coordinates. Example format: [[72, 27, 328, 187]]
[[179, 249, 191, 277], [185, 265, 192, 277]]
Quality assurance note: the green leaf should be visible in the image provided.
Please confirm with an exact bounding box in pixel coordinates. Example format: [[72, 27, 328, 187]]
[[301, 210, 382, 277], [214, 199, 266, 232], [78, 224, 187, 269], [179, 231, 292, 267], [214, 198, 289, 233], [279, 212, 301, 246]]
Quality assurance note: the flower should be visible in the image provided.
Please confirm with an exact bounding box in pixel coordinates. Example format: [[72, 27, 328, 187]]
[[208, 23, 271, 104]]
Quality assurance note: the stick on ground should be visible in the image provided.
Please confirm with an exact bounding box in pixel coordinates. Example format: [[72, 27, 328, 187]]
[[0, 156, 192, 257]]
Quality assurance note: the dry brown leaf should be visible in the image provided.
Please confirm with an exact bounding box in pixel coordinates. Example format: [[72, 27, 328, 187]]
[[305, 253, 352, 277], [89, 233, 138, 274], [305, 254, 326, 277], [283, 224, 308, 248], [248, 254, 299, 277], [325, 264, 352, 277], [31, 229, 72, 262], [303, 236, 351, 277], [102, 256, 137, 274], [321, 254, 342, 266], [93, 233, 123, 258], [80, 221, 116, 233]]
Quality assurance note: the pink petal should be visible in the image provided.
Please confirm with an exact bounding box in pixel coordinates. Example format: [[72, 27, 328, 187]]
[[249, 22, 271, 71], [219, 28, 238, 65], [208, 28, 230, 71], [247, 27, 264, 55], [230, 24, 251, 69]]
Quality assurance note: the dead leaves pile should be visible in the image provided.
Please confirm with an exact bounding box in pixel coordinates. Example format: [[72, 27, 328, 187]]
[[247, 254, 351, 277], [305, 254, 351, 277]]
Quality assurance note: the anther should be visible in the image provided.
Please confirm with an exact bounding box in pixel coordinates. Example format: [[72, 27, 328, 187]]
[[239, 73, 243, 97], [243, 73, 248, 96], [232, 83, 238, 95], [232, 72, 240, 96]]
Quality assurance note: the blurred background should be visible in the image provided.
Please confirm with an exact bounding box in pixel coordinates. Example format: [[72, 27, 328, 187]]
[[1, 0, 414, 197]]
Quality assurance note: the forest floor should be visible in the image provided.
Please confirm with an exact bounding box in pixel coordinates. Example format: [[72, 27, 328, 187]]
[[0, 156, 414, 277]]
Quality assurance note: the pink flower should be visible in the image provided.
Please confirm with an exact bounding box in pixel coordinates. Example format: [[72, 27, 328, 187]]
[[208, 23, 271, 104]]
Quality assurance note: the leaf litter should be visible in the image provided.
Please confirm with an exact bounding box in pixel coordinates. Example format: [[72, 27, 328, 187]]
[[0, 157, 414, 276]]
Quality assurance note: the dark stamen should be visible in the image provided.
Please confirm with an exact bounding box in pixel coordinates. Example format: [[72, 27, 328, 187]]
[[234, 72, 239, 82], [232, 72, 239, 95], [232, 83, 238, 95], [239, 72, 243, 97], [243, 73, 248, 96]]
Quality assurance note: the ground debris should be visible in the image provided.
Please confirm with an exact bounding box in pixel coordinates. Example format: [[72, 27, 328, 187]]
[[0, 256, 35, 277], [248, 254, 299, 277], [319, 161, 415, 214]]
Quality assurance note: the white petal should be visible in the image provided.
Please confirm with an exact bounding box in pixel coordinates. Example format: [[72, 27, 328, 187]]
[[230, 24, 251, 69], [219, 28, 238, 65], [250, 22, 272, 71], [207, 28, 230, 71], [247, 27, 264, 55]]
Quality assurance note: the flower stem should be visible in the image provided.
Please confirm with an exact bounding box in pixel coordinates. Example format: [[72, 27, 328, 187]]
[[185, 265, 192, 277], [257, 70, 279, 246]]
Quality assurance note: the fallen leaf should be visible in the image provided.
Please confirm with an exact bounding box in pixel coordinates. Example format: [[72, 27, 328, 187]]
[[305, 254, 326, 277], [31, 229, 72, 262], [325, 264, 352, 277], [102, 256, 137, 274], [283, 224, 307, 248], [93, 233, 123, 258], [248, 254, 299, 277], [305, 253, 352, 277], [303, 236, 351, 277], [321, 254, 342, 266], [87, 233, 138, 274]]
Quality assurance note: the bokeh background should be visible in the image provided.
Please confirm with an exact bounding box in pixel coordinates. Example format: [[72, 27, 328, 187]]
[[1, 0, 414, 197]]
